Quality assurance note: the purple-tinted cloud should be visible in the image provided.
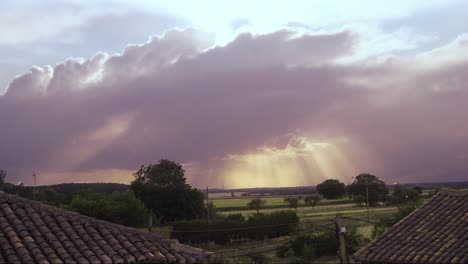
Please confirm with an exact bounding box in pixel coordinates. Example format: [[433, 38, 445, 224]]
[[1, 28, 468, 187]]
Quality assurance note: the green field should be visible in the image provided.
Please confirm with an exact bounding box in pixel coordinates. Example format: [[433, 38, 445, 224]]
[[212, 196, 352, 211]]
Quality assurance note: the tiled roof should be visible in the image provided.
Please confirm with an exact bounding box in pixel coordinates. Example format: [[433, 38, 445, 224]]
[[353, 189, 468, 264], [0, 191, 210, 263]]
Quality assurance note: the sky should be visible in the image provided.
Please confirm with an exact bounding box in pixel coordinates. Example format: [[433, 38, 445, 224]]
[[1, 0, 468, 188]]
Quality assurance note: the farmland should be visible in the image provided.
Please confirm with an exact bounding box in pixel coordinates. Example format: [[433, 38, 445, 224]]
[[199, 193, 400, 263]]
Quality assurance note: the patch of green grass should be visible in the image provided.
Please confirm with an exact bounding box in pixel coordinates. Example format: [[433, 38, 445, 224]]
[[212, 196, 352, 211]]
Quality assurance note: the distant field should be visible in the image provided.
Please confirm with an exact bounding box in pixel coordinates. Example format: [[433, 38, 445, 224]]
[[212, 195, 352, 211]]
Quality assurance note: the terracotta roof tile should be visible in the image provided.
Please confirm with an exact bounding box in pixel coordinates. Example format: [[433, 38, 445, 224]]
[[353, 189, 468, 264], [0, 191, 210, 263]]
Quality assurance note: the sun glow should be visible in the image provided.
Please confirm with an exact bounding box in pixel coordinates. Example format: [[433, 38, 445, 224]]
[[223, 136, 357, 188]]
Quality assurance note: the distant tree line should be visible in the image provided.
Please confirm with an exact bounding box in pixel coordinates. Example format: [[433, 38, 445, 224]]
[[0, 160, 207, 227]]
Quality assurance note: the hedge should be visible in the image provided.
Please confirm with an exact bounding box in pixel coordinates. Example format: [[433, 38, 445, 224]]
[[171, 210, 299, 244]]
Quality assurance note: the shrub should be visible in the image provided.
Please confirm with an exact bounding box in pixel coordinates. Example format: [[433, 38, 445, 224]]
[[226, 213, 245, 222], [277, 228, 366, 260], [246, 210, 299, 240], [171, 210, 299, 244], [66, 190, 149, 227]]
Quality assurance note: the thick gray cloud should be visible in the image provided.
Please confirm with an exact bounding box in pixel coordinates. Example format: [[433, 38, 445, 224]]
[[1, 28, 468, 187]]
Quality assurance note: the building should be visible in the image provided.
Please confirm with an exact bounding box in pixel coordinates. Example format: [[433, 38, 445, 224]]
[[0, 191, 209, 263], [353, 189, 468, 264]]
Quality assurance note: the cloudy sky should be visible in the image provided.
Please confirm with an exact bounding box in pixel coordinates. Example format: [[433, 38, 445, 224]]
[[2, 0, 468, 187]]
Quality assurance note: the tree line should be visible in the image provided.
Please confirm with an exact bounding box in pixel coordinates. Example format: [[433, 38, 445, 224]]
[[0, 166, 428, 228]]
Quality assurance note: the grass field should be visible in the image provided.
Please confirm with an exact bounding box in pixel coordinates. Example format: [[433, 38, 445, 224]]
[[176, 193, 404, 263], [212, 196, 352, 211]]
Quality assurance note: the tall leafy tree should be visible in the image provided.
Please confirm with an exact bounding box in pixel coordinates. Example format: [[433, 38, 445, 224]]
[[316, 179, 347, 199], [348, 173, 388, 206], [131, 159, 204, 222]]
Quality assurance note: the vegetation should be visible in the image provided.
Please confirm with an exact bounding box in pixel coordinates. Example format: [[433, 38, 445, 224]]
[[372, 199, 423, 238], [348, 173, 388, 206], [247, 197, 266, 214], [284, 196, 302, 212], [303, 195, 321, 209], [276, 228, 367, 262], [1, 166, 458, 263], [0, 168, 6, 188], [316, 179, 347, 199], [66, 190, 149, 227], [391, 184, 421, 204], [131, 159, 205, 222], [171, 210, 299, 244]]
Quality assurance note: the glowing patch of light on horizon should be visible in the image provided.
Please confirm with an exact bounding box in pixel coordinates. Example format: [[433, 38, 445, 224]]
[[223, 137, 355, 188]]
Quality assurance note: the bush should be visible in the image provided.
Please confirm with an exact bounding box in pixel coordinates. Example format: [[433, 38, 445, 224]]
[[396, 200, 423, 219], [277, 228, 366, 260], [66, 190, 149, 227], [246, 210, 299, 240], [226, 213, 245, 222], [171, 210, 299, 244]]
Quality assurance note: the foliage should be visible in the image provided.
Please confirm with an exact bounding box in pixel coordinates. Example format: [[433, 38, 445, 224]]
[[39, 183, 129, 194], [66, 190, 149, 227], [37, 188, 64, 206], [206, 201, 218, 220], [172, 210, 298, 244], [277, 228, 366, 260], [395, 200, 423, 219], [284, 197, 301, 211], [348, 173, 388, 206], [391, 184, 421, 204], [372, 199, 423, 238], [226, 213, 245, 222], [316, 179, 347, 199], [247, 197, 266, 214], [0, 168, 6, 188], [131, 159, 205, 222], [412, 186, 423, 194], [3, 182, 34, 199], [303, 195, 321, 209]]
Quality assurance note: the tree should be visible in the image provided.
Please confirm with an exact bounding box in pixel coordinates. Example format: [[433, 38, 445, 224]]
[[247, 197, 266, 214], [284, 197, 301, 212], [412, 186, 423, 195], [0, 169, 6, 188], [304, 195, 321, 209], [391, 184, 420, 204], [348, 173, 388, 206], [316, 179, 346, 199], [131, 159, 204, 222]]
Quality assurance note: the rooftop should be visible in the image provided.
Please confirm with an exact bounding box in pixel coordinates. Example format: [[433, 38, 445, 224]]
[[0, 191, 209, 263], [353, 189, 468, 264]]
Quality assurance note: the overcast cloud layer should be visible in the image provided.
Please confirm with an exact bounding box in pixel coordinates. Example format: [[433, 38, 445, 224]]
[[3, 0, 468, 187], [2, 26, 468, 187]]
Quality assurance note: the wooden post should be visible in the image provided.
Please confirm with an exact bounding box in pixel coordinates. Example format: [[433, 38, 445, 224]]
[[335, 213, 350, 264], [148, 209, 153, 231]]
